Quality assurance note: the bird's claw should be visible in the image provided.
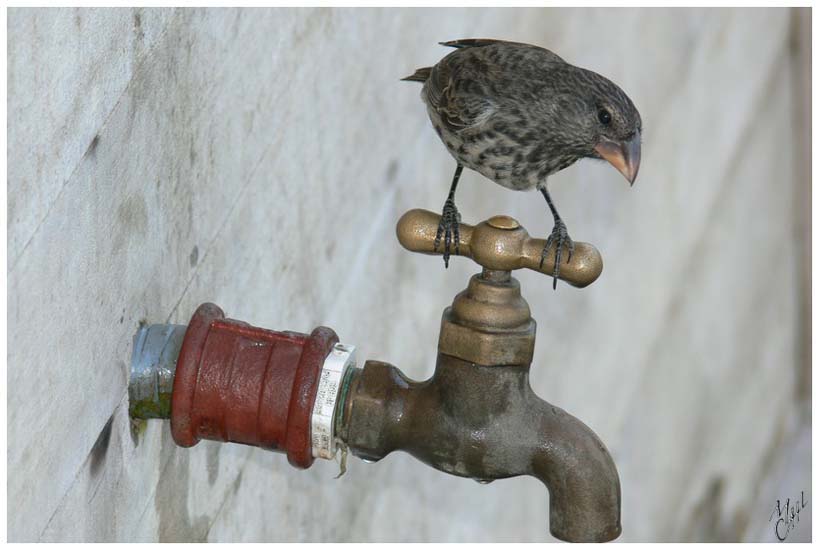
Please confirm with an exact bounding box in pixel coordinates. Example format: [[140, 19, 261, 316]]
[[434, 198, 461, 268], [540, 220, 575, 289]]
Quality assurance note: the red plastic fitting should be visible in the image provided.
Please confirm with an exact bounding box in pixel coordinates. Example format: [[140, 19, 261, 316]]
[[170, 302, 339, 469]]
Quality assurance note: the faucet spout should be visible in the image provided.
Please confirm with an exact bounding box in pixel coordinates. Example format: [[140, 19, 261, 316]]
[[339, 354, 621, 542], [530, 398, 622, 542]]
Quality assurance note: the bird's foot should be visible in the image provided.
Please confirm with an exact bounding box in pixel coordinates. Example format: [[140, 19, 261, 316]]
[[540, 220, 575, 290], [434, 198, 461, 268]]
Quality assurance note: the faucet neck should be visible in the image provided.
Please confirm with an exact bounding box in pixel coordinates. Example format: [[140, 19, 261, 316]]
[[479, 268, 512, 283], [438, 269, 536, 366]]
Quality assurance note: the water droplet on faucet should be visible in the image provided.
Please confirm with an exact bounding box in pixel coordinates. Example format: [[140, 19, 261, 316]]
[[474, 478, 493, 485]]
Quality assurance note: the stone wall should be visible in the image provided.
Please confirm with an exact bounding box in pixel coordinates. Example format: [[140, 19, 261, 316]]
[[8, 7, 810, 542]]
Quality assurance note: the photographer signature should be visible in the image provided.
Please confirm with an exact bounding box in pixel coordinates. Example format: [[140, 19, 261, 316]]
[[769, 491, 808, 541]]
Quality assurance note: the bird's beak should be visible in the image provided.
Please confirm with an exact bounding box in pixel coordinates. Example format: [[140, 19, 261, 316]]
[[594, 131, 641, 186]]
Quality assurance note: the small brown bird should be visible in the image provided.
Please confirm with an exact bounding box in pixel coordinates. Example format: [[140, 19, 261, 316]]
[[403, 39, 642, 288]]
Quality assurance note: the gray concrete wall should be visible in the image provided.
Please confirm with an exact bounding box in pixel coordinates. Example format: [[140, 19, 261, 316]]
[[8, 7, 810, 542]]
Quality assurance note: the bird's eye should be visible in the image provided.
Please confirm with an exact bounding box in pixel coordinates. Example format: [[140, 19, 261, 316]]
[[598, 109, 612, 125]]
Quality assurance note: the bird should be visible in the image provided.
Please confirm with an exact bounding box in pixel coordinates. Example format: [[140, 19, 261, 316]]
[[402, 39, 642, 288]]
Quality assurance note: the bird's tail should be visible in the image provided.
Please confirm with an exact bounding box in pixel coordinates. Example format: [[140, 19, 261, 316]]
[[401, 67, 432, 83]]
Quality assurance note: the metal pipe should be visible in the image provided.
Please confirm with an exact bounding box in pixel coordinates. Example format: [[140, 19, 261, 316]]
[[129, 323, 186, 419], [128, 304, 345, 469]]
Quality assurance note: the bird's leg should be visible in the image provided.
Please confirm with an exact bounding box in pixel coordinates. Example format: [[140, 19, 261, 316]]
[[538, 183, 575, 290], [434, 164, 463, 268]]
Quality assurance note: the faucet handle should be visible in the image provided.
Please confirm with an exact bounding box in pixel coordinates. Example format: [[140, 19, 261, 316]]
[[396, 209, 603, 288]]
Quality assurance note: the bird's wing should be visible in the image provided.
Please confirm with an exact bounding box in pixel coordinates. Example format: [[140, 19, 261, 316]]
[[426, 40, 565, 132], [439, 39, 565, 64], [426, 54, 496, 132], [440, 38, 529, 49]]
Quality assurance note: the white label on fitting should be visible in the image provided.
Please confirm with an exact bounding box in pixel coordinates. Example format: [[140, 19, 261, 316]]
[[311, 343, 356, 459]]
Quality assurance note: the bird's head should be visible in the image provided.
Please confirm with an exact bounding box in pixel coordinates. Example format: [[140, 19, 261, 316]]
[[584, 69, 642, 185], [553, 66, 642, 185]]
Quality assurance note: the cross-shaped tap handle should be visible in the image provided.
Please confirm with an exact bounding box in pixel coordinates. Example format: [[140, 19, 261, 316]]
[[396, 209, 603, 288]]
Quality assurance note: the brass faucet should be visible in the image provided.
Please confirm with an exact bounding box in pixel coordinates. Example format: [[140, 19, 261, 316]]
[[336, 209, 619, 542], [129, 209, 620, 542]]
